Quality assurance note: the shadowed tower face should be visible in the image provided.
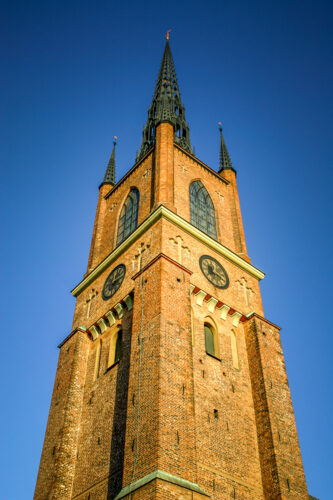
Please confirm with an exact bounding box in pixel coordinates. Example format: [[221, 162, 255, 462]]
[[34, 37, 310, 500]]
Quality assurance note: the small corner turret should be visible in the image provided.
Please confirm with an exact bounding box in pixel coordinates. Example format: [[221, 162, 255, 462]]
[[100, 136, 117, 188], [218, 122, 236, 175]]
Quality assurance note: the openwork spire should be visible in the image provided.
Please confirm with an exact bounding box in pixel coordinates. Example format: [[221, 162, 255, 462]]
[[137, 35, 193, 161], [101, 137, 117, 187], [218, 123, 235, 174]]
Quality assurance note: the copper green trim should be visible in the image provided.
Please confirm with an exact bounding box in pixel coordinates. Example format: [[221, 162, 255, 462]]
[[113, 470, 210, 499]]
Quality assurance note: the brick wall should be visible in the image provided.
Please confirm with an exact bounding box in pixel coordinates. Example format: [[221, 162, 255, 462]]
[[34, 119, 309, 499]]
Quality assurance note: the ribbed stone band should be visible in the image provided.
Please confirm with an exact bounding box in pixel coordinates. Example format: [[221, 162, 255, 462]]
[[114, 470, 209, 499]]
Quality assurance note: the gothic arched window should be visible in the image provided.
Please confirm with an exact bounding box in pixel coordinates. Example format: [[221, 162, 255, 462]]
[[205, 324, 215, 356], [204, 323, 219, 358], [189, 181, 217, 239], [116, 188, 139, 245], [107, 329, 122, 368], [114, 330, 122, 363]]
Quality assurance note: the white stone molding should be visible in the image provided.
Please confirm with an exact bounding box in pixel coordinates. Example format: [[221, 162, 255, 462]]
[[72, 205, 265, 297], [219, 304, 230, 320], [97, 318, 108, 333], [231, 311, 242, 327], [189, 284, 195, 294], [114, 303, 124, 319], [207, 297, 218, 313], [124, 294, 133, 311], [105, 310, 116, 326], [89, 325, 100, 340], [195, 290, 207, 306]]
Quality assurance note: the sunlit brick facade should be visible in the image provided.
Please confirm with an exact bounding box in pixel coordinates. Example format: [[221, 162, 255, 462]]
[[34, 38, 310, 500]]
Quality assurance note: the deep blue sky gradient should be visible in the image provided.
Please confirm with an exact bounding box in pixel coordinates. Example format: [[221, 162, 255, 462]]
[[1, 1, 332, 498]]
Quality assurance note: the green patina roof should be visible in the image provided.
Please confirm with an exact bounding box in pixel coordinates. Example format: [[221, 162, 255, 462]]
[[137, 38, 193, 161]]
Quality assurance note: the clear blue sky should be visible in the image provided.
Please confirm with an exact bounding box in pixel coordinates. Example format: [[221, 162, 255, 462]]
[[1, 1, 332, 498]]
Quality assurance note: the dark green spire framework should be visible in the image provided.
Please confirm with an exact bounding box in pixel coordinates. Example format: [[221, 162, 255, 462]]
[[218, 123, 235, 174], [136, 38, 193, 161], [101, 137, 117, 187]]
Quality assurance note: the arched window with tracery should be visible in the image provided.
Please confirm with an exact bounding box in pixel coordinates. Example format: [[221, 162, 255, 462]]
[[189, 181, 217, 239], [116, 188, 139, 245]]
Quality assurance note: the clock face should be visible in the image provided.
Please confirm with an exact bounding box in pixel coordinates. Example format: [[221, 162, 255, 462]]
[[102, 264, 126, 301], [199, 255, 229, 289]]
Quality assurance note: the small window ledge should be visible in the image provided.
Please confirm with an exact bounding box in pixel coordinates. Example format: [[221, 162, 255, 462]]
[[206, 352, 221, 362], [105, 360, 120, 374]]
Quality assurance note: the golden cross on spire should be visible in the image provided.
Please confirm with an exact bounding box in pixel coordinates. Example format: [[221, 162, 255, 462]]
[[166, 29, 171, 40]]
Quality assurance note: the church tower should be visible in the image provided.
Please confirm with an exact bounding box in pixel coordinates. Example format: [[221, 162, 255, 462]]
[[34, 36, 310, 500]]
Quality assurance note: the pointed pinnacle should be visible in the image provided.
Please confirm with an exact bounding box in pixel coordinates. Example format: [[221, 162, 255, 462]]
[[218, 123, 235, 174], [101, 137, 117, 187]]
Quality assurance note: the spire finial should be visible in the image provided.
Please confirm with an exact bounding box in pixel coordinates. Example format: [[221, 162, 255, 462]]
[[100, 136, 117, 188], [137, 37, 192, 160], [218, 122, 235, 174]]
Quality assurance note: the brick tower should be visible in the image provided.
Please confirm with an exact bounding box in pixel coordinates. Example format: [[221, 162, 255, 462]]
[[34, 36, 311, 500]]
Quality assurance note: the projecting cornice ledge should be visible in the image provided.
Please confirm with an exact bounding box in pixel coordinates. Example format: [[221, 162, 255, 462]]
[[71, 205, 265, 297], [114, 470, 209, 499]]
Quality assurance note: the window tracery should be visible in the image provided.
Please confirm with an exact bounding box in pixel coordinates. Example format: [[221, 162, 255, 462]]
[[189, 181, 217, 239], [116, 188, 139, 245]]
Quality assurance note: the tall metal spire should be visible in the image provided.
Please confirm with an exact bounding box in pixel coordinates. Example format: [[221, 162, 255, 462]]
[[218, 123, 235, 174], [101, 136, 117, 187], [137, 33, 193, 160]]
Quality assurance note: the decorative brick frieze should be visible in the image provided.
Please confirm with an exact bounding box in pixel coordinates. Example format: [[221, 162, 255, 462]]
[[190, 284, 244, 327]]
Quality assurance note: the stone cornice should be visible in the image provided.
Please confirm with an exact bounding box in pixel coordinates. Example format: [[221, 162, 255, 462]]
[[114, 469, 209, 499], [71, 205, 265, 297], [132, 252, 192, 280], [246, 312, 281, 331], [58, 326, 87, 349]]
